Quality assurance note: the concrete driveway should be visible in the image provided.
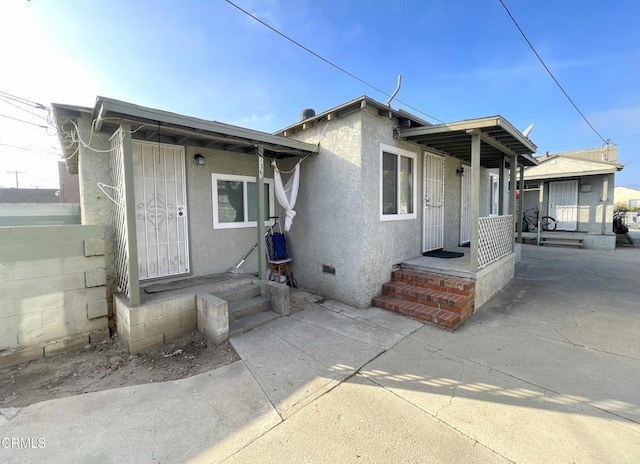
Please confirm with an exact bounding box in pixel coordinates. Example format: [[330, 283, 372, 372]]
[[2, 245, 639, 463]]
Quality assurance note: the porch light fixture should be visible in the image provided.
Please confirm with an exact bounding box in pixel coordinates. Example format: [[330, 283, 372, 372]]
[[194, 154, 205, 166], [456, 167, 465, 177]]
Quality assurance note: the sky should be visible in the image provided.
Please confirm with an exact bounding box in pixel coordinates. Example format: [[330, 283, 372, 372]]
[[0, 0, 639, 189]]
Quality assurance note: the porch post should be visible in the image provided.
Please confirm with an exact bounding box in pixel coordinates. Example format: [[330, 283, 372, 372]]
[[537, 181, 545, 246], [601, 175, 609, 234], [470, 132, 481, 273], [256, 146, 267, 279], [518, 163, 525, 243], [121, 124, 140, 307], [498, 156, 507, 215]]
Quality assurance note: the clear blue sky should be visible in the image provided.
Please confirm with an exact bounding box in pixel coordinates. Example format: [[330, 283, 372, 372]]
[[1, 0, 638, 188]]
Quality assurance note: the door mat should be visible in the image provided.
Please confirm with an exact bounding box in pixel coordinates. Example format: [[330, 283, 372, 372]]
[[423, 250, 465, 259], [144, 274, 231, 293], [460, 242, 470, 248]]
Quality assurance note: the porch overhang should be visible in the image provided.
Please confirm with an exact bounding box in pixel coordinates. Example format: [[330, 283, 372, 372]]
[[399, 116, 538, 168]]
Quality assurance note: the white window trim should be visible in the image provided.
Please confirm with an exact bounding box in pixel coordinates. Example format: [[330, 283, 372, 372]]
[[379, 143, 418, 222], [489, 173, 499, 217], [212, 173, 275, 229]]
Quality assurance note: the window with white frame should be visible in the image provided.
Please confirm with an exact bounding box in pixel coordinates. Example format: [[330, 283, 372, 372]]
[[212, 173, 275, 229], [380, 144, 417, 221], [489, 174, 499, 216]]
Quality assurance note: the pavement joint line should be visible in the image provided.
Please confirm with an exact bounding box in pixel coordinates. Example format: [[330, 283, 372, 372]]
[[422, 347, 640, 427], [356, 372, 518, 464]]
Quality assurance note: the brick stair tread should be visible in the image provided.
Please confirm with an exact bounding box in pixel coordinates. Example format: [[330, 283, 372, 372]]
[[216, 283, 261, 303], [372, 295, 461, 330], [230, 310, 280, 337], [392, 269, 475, 293], [382, 282, 470, 309], [228, 295, 271, 323]]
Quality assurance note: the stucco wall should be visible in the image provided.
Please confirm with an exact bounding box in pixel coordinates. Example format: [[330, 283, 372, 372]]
[[184, 146, 274, 277], [282, 111, 366, 306]]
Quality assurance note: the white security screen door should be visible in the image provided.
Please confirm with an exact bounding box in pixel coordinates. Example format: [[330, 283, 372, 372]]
[[132, 141, 190, 279], [423, 152, 444, 252], [460, 165, 472, 244], [549, 180, 578, 231]]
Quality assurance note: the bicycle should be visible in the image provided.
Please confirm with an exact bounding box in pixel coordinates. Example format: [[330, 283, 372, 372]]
[[522, 208, 557, 231]]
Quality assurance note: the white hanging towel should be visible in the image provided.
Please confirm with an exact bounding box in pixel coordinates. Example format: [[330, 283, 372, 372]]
[[274, 163, 300, 231]]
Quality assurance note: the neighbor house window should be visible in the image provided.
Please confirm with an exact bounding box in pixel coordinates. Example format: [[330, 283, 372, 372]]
[[212, 173, 274, 229], [630, 199, 640, 208], [380, 144, 417, 221]]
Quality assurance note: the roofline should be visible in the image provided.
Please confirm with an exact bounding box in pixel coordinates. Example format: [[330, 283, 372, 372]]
[[94, 96, 316, 154], [522, 168, 621, 181], [400, 115, 537, 155], [532, 154, 624, 170], [274, 95, 431, 136]]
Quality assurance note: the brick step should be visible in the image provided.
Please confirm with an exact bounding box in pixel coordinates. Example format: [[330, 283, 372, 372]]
[[392, 269, 474, 296], [228, 295, 271, 323], [372, 295, 461, 330], [382, 282, 472, 315], [230, 310, 280, 337], [215, 283, 261, 303]]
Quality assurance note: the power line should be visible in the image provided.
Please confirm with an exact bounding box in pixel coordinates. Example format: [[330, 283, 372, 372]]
[[224, 0, 445, 124], [498, 0, 606, 144], [0, 90, 48, 110], [0, 95, 49, 121], [0, 113, 48, 129]]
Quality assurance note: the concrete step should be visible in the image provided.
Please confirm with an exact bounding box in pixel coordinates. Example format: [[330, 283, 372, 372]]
[[230, 310, 280, 337], [372, 295, 461, 330], [228, 295, 271, 323], [215, 283, 261, 304], [382, 281, 472, 315], [540, 239, 583, 248]]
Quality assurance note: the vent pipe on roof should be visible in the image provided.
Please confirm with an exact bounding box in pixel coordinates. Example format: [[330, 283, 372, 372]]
[[386, 75, 402, 106], [300, 108, 316, 121]]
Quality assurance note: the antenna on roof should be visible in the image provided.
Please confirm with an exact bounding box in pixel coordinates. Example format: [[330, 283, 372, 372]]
[[386, 75, 402, 107], [522, 124, 534, 138]]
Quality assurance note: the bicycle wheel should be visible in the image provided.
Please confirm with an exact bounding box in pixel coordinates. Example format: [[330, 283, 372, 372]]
[[541, 216, 557, 231]]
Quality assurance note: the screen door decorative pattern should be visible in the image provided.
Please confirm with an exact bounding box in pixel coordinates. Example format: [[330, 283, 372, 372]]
[[423, 152, 445, 252], [132, 141, 189, 279]]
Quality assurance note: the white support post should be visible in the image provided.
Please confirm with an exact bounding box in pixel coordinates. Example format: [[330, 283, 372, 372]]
[[601, 175, 609, 234], [498, 156, 507, 215], [256, 146, 267, 280], [121, 124, 140, 307], [470, 133, 481, 273], [537, 181, 545, 246], [518, 163, 525, 243]]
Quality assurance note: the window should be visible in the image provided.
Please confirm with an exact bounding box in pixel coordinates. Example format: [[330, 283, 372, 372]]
[[489, 174, 499, 216], [630, 199, 640, 208], [212, 173, 274, 229], [380, 144, 417, 221]]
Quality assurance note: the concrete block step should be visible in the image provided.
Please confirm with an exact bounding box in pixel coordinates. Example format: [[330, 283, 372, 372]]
[[228, 295, 271, 323], [230, 310, 280, 337], [382, 281, 473, 313], [215, 283, 261, 304], [372, 294, 461, 330], [540, 239, 583, 248]]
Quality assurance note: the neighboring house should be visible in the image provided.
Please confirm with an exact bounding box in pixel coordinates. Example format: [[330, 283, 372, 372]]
[[0, 188, 59, 203], [52, 95, 537, 347], [614, 186, 640, 209], [519, 146, 623, 249]]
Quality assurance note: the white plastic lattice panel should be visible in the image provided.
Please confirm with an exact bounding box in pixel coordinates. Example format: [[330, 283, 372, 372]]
[[478, 215, 514, 269]]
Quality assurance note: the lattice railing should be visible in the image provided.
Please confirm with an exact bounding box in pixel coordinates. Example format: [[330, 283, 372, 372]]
[[109, 129, 131, 300], [478, 215, 514, 269]]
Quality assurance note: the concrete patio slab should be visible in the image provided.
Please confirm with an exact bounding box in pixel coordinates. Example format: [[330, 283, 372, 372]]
[[227, 375, 511, 464], [0, 361, 280, 464], [361, 336, 640, 464]]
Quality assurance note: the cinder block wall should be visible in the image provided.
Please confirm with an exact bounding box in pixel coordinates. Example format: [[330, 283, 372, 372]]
[[0, 225, 109, 367]]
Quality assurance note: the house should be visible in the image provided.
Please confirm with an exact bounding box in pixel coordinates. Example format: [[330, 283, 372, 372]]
[[519, 146, 623, 249], [614, 186, 640, 210], [52, 95, 537, 351]]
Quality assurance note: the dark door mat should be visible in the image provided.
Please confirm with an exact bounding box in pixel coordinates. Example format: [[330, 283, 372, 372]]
[[144, 274, 231, 293], [423, 250, 465, 259], [459, 242, 470, 247]]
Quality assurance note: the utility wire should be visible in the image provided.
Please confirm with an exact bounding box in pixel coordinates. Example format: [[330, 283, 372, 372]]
[[0, 113, 48, 129], [224, 0, 445, 124], [0, 95, 49, 121], [498, 0, 606, 143], [0, 90, 48, 110]]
